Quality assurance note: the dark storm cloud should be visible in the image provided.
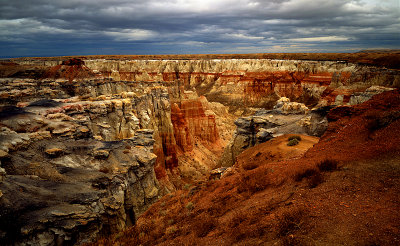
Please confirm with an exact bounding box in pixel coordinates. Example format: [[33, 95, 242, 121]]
[[0, 0, 399, 56]]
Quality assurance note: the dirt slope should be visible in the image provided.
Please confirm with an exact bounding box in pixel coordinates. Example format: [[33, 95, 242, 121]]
[[92, 89, 400, 246]]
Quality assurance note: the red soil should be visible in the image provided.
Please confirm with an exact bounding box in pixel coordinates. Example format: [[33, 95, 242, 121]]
[[91, 90, 400, 246]]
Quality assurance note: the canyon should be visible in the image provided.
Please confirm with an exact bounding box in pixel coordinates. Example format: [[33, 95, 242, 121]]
[[0, 52, 399, 245]]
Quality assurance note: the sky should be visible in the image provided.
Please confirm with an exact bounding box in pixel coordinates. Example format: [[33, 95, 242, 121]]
[[0, 0, 399, 57]]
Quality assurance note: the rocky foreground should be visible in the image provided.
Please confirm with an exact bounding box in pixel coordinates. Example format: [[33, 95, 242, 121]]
[[0, 53, 399, 245]]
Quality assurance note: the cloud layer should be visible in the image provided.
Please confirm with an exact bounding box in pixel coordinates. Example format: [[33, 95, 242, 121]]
[[0, 0, 399, 57]]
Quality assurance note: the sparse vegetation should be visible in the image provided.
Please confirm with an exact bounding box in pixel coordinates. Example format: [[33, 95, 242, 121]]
[[308, 172, 324, 188], [293, 168, 318, 182], [277, 208, 306, 237], [193, 214, 217, 237], [317, 159, 339, 172], [287, 135, 302, 146], [366, 112, 400, 132], [228, 210, 246, 228], [287, 138, 299, 146], [237, 168, 269, 194], [294, 168, 324, 188], [185, 202, 194, 210], [165, 225, 178, 235]]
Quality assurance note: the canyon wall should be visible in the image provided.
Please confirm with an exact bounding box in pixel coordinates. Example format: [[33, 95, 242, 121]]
[[82, 59, 400, 107]]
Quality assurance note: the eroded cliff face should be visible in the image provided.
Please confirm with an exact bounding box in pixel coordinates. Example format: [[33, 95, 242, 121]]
[[0, 101, 160, 245], [82, 59, 400, 107], [0, 57, 399, 245]]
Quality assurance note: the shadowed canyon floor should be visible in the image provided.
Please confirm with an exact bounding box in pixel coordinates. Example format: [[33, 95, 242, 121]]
[[0, 52, 399, 245]]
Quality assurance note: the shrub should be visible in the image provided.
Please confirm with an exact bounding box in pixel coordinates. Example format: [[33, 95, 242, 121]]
[[287, 139, 299, 146], [185, 202, 194, 211], [293, 168, 318, 182], [165, 225, 178, 235], [317, 159, 338, 172], [308, 172, 324, 188], [288, 135, 302, 141], [237, 169, 269, 194], [277, 208, 305, 237], [293, 168, 324, 188]]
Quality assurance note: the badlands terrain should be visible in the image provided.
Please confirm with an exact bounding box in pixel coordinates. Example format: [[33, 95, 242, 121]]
[[0, 52, 399, 245]]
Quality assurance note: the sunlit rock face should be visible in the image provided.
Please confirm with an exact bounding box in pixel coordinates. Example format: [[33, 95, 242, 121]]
[[83, 59, 400, 108], [0, 57, 399, 245]]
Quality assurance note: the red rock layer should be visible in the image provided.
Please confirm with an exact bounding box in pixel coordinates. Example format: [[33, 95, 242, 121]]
[[170, 98, 219, 152], [43, 58, 95, 82], [321, 87, 354, 104], [154, 131, 179, 176], [242, 71, 333, 99], [171, 103, 193, 152]]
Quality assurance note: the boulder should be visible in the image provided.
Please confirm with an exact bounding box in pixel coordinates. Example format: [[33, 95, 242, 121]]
[[45, 148, 64, 158]]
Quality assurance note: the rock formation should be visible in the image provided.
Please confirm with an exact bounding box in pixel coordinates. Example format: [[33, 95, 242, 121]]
[[0, 97, 160, 245], [219, 97, 319, 167]]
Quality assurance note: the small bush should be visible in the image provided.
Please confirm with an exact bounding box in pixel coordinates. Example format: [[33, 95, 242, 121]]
[[277, 208, 305, 237], [185, 202, 194, 211], [308, 172, 324, 188], [293, 168, 318, 182], [317, 159, 339, 172], [287, 139, 299, 146], [237, 169, 269, 194], [288, 135, 302, 141], [165, 225, 178, 235], [293, 168, 324, 188]]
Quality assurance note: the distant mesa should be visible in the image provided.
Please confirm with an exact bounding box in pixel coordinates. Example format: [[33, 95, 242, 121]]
[[61, 58, 85, 66]]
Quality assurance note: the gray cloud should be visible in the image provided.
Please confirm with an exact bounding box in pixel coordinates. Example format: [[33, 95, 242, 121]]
[[0, 0, 399, 57]]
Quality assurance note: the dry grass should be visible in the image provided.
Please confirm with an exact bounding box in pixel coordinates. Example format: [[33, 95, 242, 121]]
[[277, 208, 306, 237], [237, 167, 269, 194], [193, 214, 217, 237], [293, 168, 324, 188], [317, 159, 339, 172]]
